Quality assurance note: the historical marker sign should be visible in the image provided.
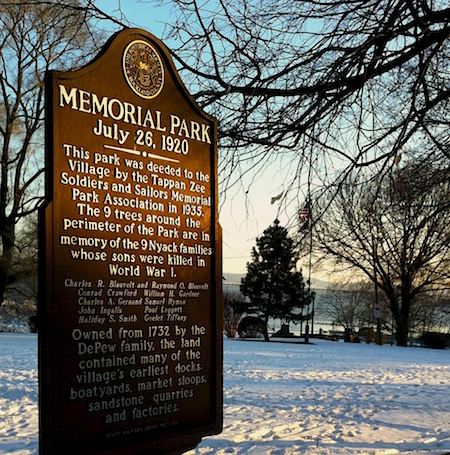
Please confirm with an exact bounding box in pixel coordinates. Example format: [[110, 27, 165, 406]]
[[39, 29, 222, 455]]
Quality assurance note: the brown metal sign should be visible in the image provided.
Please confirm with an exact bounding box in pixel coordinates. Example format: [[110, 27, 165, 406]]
[[39, 29, 222, 455]]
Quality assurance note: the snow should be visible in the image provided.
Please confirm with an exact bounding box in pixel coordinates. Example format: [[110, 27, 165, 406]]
[[0, 333, 449, 455]]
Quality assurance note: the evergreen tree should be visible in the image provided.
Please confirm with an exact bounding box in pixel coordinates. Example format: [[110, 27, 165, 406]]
[[240, 220, 312, 341]]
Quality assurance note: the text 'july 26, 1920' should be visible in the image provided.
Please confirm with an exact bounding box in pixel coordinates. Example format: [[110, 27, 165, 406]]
[[39, 29, 222, 455]]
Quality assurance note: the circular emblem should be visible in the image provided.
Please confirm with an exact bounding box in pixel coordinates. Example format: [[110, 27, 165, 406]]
[[123, 40, 164, 99]]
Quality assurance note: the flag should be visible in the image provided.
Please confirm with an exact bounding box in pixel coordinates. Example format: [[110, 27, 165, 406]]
[[299, 202, 312, 226]]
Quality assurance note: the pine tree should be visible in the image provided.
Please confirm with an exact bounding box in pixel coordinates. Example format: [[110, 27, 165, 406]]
[[240, 220, 313, 341]]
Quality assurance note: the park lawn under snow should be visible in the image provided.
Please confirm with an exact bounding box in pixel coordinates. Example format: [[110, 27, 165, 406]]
[[0, 333, 449, 455]]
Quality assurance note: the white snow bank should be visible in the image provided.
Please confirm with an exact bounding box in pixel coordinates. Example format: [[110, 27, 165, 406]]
[[0, 333, 448, 454]]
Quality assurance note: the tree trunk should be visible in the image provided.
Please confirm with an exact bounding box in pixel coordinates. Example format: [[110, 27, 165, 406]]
[[263, 315, 270, 342], [386, 290, 410, 347], [0, 222, 15, 305], [0, 270, 8, 305], [395, 295, 412, 347], [395, 318, 409, 347]]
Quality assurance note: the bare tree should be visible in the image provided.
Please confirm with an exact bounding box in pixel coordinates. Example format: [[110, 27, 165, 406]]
[[314, 160, 450, 346], [153, 0, 450, 205], [8, 214, 39, 302], [411, 290, 450, 334], [320, 282, 373, 333], [223, 288, 246, 338], [0, 1, 120, 303]]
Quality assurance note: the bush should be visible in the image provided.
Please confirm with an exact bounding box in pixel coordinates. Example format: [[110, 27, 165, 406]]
[[0, 299, 37, 332], [421, 332, 450, 349]]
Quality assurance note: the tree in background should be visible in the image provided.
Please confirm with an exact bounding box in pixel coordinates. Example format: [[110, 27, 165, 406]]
[[314, 160, 450, 346], [320, 282, 374, 334], [156, 0, 449, 203], [0, 1, 113, 304], [223, 288, 246, 338], [410, 290, 450, 336], [241, 220, 313, 341], [9, 214, 39, 301]]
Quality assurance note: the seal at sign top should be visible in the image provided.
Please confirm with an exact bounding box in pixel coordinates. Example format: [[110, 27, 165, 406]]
[[123, 40, 164, 99]]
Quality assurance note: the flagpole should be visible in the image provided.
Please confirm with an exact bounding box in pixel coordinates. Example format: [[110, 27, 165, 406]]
[[309, 209, 314, 337], [298, 152, 314, 342], [298, 203, 310, 340], [305, 199, 312, 342], [306, 147, 313, 341], [299, 203, 309, 341]]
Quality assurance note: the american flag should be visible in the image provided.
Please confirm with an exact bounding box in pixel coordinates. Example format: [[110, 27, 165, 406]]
[[299, 203, 311, 225]]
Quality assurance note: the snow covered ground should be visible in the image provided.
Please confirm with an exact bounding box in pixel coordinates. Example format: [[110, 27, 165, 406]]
[[0, 333, 449, 455]]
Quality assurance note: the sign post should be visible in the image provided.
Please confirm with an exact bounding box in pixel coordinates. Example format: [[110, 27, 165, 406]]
[[39, 29, 222, 455]]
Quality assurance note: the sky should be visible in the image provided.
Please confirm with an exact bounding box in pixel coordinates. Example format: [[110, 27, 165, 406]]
[[94, 0, 302, 275]]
